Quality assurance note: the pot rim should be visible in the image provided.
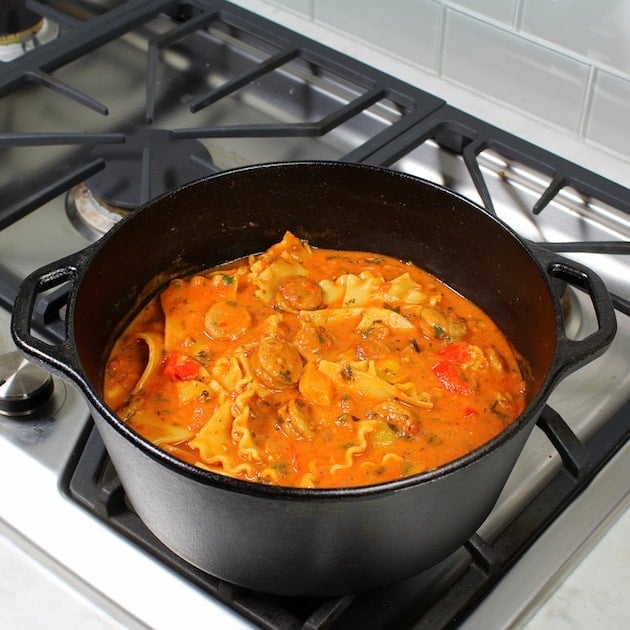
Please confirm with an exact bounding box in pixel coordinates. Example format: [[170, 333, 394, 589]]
[[80, 160, 561, 500]]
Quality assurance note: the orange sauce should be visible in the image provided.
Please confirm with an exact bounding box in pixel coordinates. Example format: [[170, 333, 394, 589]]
[[104, 232, 526, 488]]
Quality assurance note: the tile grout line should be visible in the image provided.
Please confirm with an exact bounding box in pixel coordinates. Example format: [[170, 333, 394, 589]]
[[578, 64, 597, 139], [513, 0, 525, 32], [436, 3, 447, 77]]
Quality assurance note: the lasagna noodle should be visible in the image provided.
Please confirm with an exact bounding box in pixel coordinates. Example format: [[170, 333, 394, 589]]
[[330, 419, 378, 474], [104, 231, 527, 488], [133, 332, 163, 393]]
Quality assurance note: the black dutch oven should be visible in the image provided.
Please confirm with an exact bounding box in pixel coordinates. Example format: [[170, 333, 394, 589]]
[[11, 162, 616, 596]]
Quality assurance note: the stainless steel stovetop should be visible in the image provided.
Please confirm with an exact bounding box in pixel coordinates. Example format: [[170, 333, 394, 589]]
[[0, 2, 628, 628]]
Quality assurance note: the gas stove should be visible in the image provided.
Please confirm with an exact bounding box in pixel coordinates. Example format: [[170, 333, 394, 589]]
[[0, 2, 628, 628]]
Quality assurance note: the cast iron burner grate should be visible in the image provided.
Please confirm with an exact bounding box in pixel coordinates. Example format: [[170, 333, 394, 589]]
[[62, 400, 629, 630], [363, 104, 630, 315], [65, 128, 216, 238], [0, 0, 444, 234]]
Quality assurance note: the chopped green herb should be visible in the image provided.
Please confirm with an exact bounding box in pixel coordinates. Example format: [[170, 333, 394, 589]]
[[340, 364, 354, 382], [401, 463, 414, 476], [425, 433, 443, 445], [195, 350, 213, 364], [336, 412, 360, 425]]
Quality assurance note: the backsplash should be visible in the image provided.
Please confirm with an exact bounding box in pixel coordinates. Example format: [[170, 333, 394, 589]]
[[230, 0, 630, 168]]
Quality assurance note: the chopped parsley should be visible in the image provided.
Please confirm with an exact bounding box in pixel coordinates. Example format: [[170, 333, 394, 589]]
[[278, 369, 292, 382], [340, 364, 354, 382]]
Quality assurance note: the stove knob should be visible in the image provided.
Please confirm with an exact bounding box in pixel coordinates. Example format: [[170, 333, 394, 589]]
[[0, 351, 54, 417]]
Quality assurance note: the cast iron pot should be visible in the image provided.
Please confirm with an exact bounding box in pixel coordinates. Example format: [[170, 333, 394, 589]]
[[12, 162, 616, 597]]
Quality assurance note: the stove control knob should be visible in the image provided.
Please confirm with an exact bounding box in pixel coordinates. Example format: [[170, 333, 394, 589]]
[[0, 351, 54, 417]]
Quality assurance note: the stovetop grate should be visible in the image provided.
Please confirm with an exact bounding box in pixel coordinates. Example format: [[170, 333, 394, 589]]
[[62, 399, 629, 629], [362, 105, 630, 314], [1, 2, 629, 628], [0, 0, 445, 225]]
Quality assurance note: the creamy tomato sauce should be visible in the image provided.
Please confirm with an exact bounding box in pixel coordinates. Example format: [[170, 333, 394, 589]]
[[104, 232, 527, 488]]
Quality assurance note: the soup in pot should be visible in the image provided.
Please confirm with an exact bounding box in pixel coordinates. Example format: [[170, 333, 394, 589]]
[[104, 232, 527, 488]]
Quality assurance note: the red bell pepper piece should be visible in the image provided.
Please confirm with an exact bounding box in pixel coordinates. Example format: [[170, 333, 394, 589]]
[[437, 342, 469, 363], [431, 360, 473, 396], [163, 352, 200, 381]]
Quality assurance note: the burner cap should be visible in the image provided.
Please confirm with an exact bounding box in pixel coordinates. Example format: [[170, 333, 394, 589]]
[[85, 129, 214, 209], [0, 351, 54, 416], [66, 183, 128, 241], [0, 1, 41, 38]]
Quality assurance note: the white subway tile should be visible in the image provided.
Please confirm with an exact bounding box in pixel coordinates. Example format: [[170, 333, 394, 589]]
[[269, 0, 313, 16], [442, 10, 591, 132], [446, 0, 518, 26], [313, 0, 442, 72], [520, 0, 630, 76], [586, 70, 630, 159]]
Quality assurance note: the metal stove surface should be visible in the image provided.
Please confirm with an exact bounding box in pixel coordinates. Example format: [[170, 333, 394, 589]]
[[0, 2, 628, 628]]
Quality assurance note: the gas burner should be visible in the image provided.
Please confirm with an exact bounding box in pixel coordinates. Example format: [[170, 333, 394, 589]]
[[66, 129, 214, 240], [66, 182, 129, 241], [0, 1, 59, 62]]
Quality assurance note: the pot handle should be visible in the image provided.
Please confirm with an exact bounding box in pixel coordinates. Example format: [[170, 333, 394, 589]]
[[11, 252, 87, 388], [537, 246, 617, 382]]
